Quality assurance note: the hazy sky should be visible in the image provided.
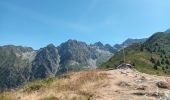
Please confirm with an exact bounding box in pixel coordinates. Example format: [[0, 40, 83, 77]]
[[1, 0, 170, 49]]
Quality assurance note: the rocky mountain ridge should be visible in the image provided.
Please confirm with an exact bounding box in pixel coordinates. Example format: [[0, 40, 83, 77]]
[[0, 38, 149, 90], [0, 39, 115, 90]]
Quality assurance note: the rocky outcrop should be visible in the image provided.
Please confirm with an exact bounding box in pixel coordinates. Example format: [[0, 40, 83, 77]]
[[32, 44, 60, 79]]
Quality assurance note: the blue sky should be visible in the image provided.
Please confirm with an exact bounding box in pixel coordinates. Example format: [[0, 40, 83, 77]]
[[1, 0, 170, 49]]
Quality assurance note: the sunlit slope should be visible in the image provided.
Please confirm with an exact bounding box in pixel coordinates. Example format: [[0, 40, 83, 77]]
[[100, 32, 170, 75]]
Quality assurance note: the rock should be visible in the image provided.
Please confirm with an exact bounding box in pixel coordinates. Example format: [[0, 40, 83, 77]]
[[149, 92, 159, 97], [140, 76, 147, 81], [132, 92, 146, 96], [118, 81, 131, 87], [136, 85, 147, 90], [115, 90, 120, 93], [156, 81, 170, 89]]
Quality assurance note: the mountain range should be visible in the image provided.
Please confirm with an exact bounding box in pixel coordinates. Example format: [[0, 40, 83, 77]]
[[0, 38, 145, 90], [0, 31, 170, 99], [0, 29, 169, 93]]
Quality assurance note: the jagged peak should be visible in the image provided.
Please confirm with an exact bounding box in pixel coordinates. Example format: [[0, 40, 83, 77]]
[[46, 43, 56, 48], [67, 39, 77, 42], [93, 41, 104, 47], [60, 39, 88, 47]]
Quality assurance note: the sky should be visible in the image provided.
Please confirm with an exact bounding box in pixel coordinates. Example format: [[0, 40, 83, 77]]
[[1, 0, 170, 49]]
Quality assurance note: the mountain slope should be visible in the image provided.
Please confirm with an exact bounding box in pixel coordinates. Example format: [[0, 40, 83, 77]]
[[55, 40, 114, 73], [58, 40, 96, 72], [144, 32, 170, 55], [0, 45, 34, 90], [32, 44, 60, 79], [100, 32, 170, 75]]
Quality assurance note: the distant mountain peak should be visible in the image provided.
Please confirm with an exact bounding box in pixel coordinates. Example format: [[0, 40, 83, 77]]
[[165, 28, 170, 33], [94, 41, 104, 47], [113, 38, 147, 50], [122, 38, 147, 45], [67, 39, 78, 43], [47, 43, 55, 48], [105, 44, 112, 47]]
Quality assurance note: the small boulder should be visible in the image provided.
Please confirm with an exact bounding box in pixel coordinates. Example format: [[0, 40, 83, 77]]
[[118, 81, 130, 87], [132, 92, 146, 96], [136, 85, 147, 90], [156, 81, 170, 89]]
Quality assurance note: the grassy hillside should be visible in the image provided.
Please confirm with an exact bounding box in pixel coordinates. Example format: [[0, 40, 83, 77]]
[[100, 32, 170, 76], [0, 70, 107, 100]]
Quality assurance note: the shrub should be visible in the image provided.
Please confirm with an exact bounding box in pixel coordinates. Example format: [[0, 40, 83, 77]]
[[23, 82, 44, 92], [43, 77, 54, 84], [41, 96, 59, 100]]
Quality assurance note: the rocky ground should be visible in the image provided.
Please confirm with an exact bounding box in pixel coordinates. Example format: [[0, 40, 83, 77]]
[[96, 68, 170, 100], [1, 68, 170, 100]]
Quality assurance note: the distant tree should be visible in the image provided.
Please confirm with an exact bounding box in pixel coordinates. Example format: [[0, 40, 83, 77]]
[[154, 64, 158, 70], [156, 60, 161, 66], [153, 47, 157, 52], [165, 59, 170, 65], [161, 58, 165, 65], [161, 50, 166, 55], [106, 65, 110, 69], [150, 57, 155, 64], [140, 46, 144, 51], [158, 47, 161, 52], [155, 43, 158, 46], [160, 54, 163, 58], [164, 71, 167, 74], [166, 65, 169, 69], [162, 66, 165, 70], [147, 48, 152, 53], [119, 61, 124, 64]]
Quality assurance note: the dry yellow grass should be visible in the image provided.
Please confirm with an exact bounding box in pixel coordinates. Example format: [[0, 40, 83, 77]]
[[1, 69, 170, 100], [0, 70, 108, 100]]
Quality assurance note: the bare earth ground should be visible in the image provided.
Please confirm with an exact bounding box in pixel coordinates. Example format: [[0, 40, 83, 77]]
[[96, 68, 170, 100], [2, 68, 170, 100]]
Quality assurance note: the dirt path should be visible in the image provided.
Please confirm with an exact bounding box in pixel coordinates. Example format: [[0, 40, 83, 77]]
[[95, 68, 170, 100]]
